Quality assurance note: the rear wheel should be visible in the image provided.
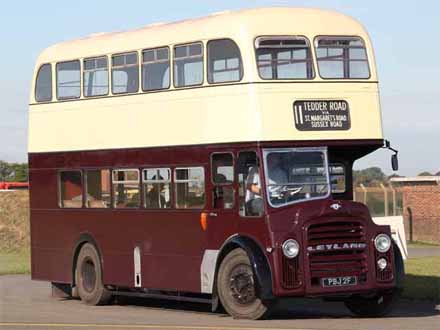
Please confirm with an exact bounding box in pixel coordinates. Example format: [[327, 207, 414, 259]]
[[217, 248, 271, 319], [76, 243, 111, 305]]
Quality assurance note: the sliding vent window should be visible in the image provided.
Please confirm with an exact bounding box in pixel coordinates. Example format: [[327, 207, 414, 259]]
[[85, 169, 111, 208], [112, 169, 140, 208], [174, 43, 203, 87], [84, 57, 108, 97], [143, 168, 171, 209], [255, 36, 314, 79], [315, 37, 370, 79], [35, 64, 52, 102], [112, 52, 139, 94], [208, 39, 242, 83], [59, 170, 83, 208], [56, 60, 80, 99], [142, 47, 170, 91], [174, 167, 205, 209]]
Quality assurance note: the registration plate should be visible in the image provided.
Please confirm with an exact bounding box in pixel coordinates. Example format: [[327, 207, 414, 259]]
[[322, 276, 357, 287]]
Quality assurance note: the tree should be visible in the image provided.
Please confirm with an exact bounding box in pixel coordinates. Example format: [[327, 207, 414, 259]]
[[418, 171, 433, 176], [10, 163, 29, 182], [388, 173, 402, 180], [353, 167, 386, 186], [0, 160, 14, 181]]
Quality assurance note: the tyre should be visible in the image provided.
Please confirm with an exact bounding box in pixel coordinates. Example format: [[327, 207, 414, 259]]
[[344, 290, 398, 317], [75, 243, 112, 305], [217, 248, 272, 319]]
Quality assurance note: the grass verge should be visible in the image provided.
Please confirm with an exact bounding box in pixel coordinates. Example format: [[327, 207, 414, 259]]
[[0, 252, 30, 275], [403, 256, 440, 302], [407, 241, 440, 248]]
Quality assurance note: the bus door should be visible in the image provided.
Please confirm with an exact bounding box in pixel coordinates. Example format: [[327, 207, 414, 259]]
[[206, 152, 238, 242], [201, 152, 238, 293]]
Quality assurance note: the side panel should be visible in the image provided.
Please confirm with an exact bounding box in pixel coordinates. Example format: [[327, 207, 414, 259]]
[[29, 145, 215, 292], [28, 83, 382, 154]]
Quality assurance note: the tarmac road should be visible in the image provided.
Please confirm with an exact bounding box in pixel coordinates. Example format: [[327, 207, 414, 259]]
[[0, 275, 439, 330]]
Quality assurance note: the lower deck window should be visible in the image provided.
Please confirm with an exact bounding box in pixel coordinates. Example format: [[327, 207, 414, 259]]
[[143, 168, 171, 209], [85, 169, 111, 208], [59, 170, 83, 208], [112, 169, 140, 208], [174, 167, 205, 208]]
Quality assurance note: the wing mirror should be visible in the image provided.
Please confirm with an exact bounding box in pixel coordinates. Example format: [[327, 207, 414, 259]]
[[391, 154, 399, 172], [384, 140, 399, 172]]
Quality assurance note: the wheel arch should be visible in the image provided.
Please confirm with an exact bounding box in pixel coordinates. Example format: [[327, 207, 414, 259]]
[[213, 234, 274, 303], [71, 233, 103, 287]]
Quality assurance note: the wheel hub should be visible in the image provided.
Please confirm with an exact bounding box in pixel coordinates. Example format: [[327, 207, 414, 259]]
[[229, 264, 256, 305], [81, 258, 96, 293]]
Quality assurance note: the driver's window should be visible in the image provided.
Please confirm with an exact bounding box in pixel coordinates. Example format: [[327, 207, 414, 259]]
[[237, 151, 263, 217]]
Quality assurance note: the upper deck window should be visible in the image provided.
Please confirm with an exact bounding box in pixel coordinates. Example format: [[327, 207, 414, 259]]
[[208, 39, 242, 84], [174, 43, 203, 87], [315, 37, 370, 79], [142, 47, 170, 91], [112, 52, 139, 94], [83, 57, 108, 97], [255, 36, 314, 80], [35, 64, 52, 102], [56, 60, 80, 100]]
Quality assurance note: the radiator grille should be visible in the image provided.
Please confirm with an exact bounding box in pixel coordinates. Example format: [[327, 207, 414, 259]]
[[307, 221, 368, 285], [281, 255, 301, 289]]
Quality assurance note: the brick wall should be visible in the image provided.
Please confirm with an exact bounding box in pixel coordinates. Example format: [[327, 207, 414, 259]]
[[401, 184, 440, 244]]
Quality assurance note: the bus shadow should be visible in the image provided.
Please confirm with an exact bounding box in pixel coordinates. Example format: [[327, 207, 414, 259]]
[[271, 297, 440, 319], [106, 294, 439, 320], [63, 273, 439, 320], [112, 296, 219, 317]]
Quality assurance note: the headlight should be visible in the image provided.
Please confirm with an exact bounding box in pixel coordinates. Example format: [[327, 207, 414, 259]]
[[282, 239, 300, 258], [374, 234, 391, 253]]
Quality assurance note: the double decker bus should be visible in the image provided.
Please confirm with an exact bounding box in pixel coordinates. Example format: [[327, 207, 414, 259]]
[[28, 7, 404, 319]]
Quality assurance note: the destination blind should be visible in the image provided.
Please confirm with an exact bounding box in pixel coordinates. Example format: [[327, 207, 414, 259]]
[[293, 100, 351, 131]]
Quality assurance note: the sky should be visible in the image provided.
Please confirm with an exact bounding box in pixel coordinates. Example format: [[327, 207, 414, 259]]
[[0, 0, 438, 176]]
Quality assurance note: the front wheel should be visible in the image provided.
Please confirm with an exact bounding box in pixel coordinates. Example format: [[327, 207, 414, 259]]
[[76, 243, 112, 305], [344, 290, 398, 317], [217, 248, 272, 319]]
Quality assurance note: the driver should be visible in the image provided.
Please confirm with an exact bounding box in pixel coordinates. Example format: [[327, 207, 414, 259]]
[[267, 153, 287, 185]]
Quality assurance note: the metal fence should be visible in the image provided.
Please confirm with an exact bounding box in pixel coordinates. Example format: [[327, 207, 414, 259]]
[[353, 184, 403, 217]]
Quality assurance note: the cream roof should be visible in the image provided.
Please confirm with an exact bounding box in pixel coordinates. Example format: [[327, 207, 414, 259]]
[[36, 7, 371, 64]]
